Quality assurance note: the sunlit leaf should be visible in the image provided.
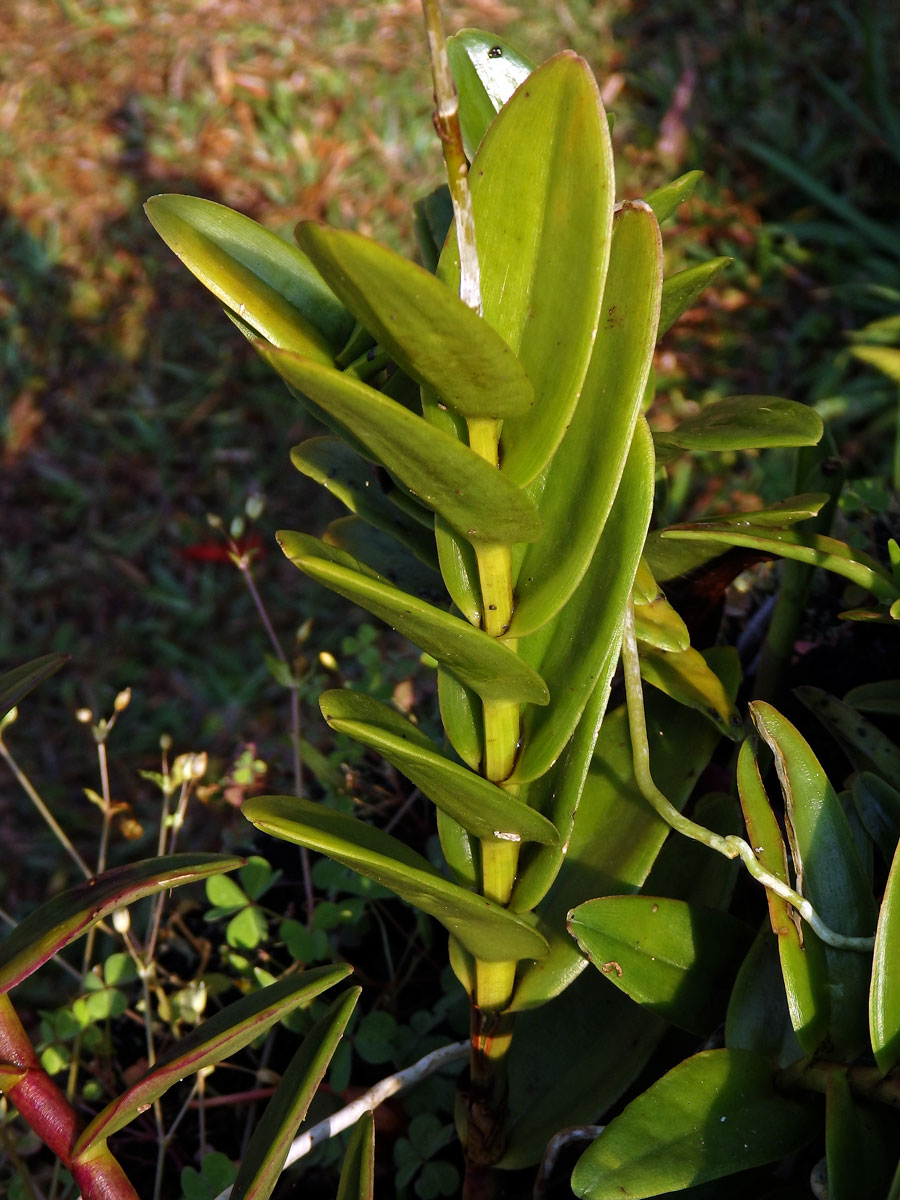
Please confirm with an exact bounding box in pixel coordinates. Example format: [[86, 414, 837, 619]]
[[654, 395, 823, 452], [632, 593, 690, 652], [0, 855, 243, 994], [336, 1110, 375, 1200], [638, 643, 743, 740], [657, 257, 732, 338], [447, 29, 536, 159], [571, 1049, 816, 1198], [243, 795, 548, 963], [870, 837, 900, 1074], [643, 170, 704, 222]]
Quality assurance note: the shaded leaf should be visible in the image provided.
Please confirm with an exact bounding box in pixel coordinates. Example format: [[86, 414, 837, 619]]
[[336, 1110, 375, 1200], [796, 685, 900, 781], [725, 924, 805, 1068], [243, 795, 548, 963], [826, 1070, 898, 1200], [0, 855, 243, 994], [657, 257, 732, 338], [0, 653, 68, 720], [870, 837, 900, 1074], [853, 772, 900, 864], [571, 1049, 816, 1199], [655, 395, 823, 452], [845, 679, 900, 717]]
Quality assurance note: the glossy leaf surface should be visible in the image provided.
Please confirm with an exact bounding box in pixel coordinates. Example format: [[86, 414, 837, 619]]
[[231, 989, 359, 1200], [145, 195, 349, 358], [262, 347, 541, 545], [319, 690, 558, 845], [513, 418, 654, 782], [751, 702, 876, 1060], [447, 29, 536, 159], [657, 257, 732, 338], [655, 395, 823, 451], [243, 795, 548, 962], [510, 202, 662, 636], [0, 653, 68, 719], [441, 53, 614, 485], [437, 669, 482, 772], [571, 1049, 816, 1199], [336, 1111, 375, 1200], [278, 531, 548, 706], [736, 739, 828, 1054], [74, 967, 350, 1157], [870, 836, 900, 1073], [638, 643, 743, 739], [511, 650, 738, 1009], [569, 896, 752, 1034], [0, 855, 243, 994], [643, 170, 703, 222], [290, 438, 437, 569], [632, 593, 690, 651], [297, 222, 534, 420]]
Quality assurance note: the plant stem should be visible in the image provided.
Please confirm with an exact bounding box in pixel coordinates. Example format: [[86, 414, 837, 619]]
[[622, 594, 875, 953], [0, 735, 92, 878]]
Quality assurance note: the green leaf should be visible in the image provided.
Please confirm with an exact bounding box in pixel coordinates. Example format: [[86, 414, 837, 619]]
[[851, 343, 900, 383], [0, 653, 68, 719], [513, 418, 654, 783], [632, 593, 690, 652], [500, 966, 664, 1169], [638, 643, 743, 740], [441, 52, 614, 486], [72, 966, 351, 1158], [336, 1110, 375, 1200], [511, 650, 738, 1011], [845, 679, 900, 717], [277, 531, 548, 706], [569, 896, 752, 1035], [144, 195, 350, 358], [657, 257, 732, 338], [412, 186, 453, 274], [870, 836, 900, 1074], [796, 686, 900, 781], [437, 669, 482, 772], [319, 690, 558, 846], [509, 201, 662, 636], [736, 738, 828, 1055], [725, 925, 805, 1068], [0, 855, 243, 995], [261, 346, 541, 545], [290, 438, 438, 570], [571, 1049, 816, 1199], [655, 395, 823, 452], [230, 989, 359, 1200], [296, 223, 533, 421], [447, 29, 536, 159], [205, 874, 247, 912], [663, 520, 899, 603], [243, 795, 548, 963], [226, 906, 268, 950], [324, 518, 442, 602], [751, 702, 876, 1060], [643, 170, 704, 222], [825, 1069, 898, 1200], [853, 772, 900, 864]]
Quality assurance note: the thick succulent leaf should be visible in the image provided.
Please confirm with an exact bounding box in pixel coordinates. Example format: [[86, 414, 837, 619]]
[[571, 1049, 816, 1199], [243, 795, 548, 963], [324, 517, 441, 602], [447, 29, 536, 159], [336, 1111, 375, 1200], [509, 202, 662, 636], [569, 896, 753, 1035], [870, 837, 900, 1074], [655, 395, 823, 452], [319, 690, 558, 846], [73, 967, 350, 1157], [632, 593, 690, 651], [638, 643, 743, 739], [725, 925, 805, 1068], [435, 514, 482, 626], [144, 195, 350, 358], [278, 531, 548, 706], [853, 772, 900, 864], [513, 418, 654, 782], [825, 1070, 898, 1200], [663, 522, 898, 602], [736, 739, 828, 1055], [262, 346, 541, 544], [440, 52, 614, 486], [437, 669, 482, 772], [0, 855, 243, 994], [845, 679, 900, 717], [751, 702, 876, 1060], [796, 685, 900, 781], [230, 989, 359, 1200], [657, 257, 732, 338], [510, 650, 738, 1010], [643, 170, 704, 222], [296, 223, 534, 421], [501, 967, 664, 1169], [412, 185, 453, 273], [290, 438, 438, 570], [0, 653, 68, 719]]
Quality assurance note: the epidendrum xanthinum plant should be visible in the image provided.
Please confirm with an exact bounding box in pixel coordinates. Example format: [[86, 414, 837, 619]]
[[143, 5, 900, 1198], [5, 6, 900, 1200]]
